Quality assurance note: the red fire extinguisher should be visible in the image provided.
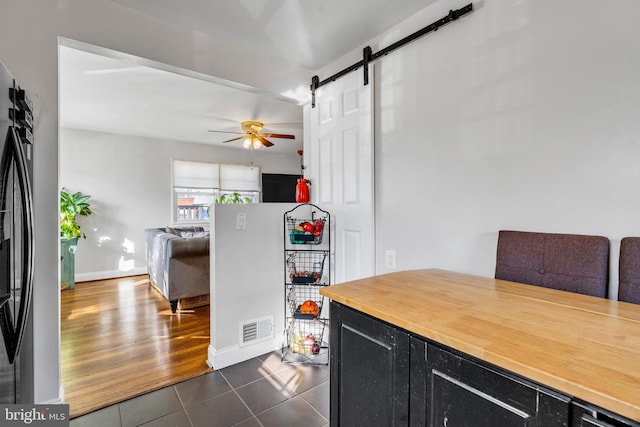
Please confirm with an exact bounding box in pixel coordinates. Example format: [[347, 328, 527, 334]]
[[296, 149, 309, 203], [296, 178, 309, 203]]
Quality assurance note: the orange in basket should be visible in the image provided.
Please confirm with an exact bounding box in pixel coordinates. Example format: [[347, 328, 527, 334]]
[[300, 300, 319, 317]]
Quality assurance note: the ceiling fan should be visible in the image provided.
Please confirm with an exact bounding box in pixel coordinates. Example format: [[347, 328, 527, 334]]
[[208, 121, 295, 149]]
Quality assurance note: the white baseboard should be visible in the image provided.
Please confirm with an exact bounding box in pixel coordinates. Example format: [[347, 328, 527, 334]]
[[207, 335, 283, 370], [75, 267, 147, 283]]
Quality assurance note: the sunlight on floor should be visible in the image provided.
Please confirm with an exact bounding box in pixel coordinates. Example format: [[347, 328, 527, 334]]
[[261, 366, 295, 397], [150, 335, 209, 340], [67, 305, 101, 320]]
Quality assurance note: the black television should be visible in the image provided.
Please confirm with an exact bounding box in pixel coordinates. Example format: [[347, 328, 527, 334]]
[[262, 173, 299, 202]]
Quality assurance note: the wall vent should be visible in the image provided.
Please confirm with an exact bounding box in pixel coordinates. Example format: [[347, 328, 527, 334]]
[[239, 315, 274, 346]]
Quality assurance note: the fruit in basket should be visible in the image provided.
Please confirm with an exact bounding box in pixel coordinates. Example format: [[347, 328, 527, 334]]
[[303, 334, 316, 352], [290, 334, 304, 353], [311, 343, 321, 354], [300, 300, 319, 317], [314, 219, 324, 233], [301, 221, 314, 232]]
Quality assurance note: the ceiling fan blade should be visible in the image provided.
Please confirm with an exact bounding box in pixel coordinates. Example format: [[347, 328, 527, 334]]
[[262, 133, 295, 139], [258, 137, 274, 147], [208, 130, 244, 134], [221, 136, 245, 143]]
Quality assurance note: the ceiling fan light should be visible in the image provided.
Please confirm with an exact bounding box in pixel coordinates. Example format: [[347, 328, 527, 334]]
[[242, 138, 252, 149], [253, 139, 262, 149]]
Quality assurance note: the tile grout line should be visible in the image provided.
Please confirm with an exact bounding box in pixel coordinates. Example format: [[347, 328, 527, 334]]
[[257, 352, 330, 423], [297, 383, 329, 424], [173, 384, 195, 427], [219, 369, 265, 427], [220, 355, 325, 426]]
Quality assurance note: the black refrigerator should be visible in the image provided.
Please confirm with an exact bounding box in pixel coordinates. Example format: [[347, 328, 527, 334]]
[[0, 62, 35, 403]]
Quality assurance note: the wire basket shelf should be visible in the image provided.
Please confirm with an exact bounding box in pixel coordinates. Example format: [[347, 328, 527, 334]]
[[286, 251, 327, 284]]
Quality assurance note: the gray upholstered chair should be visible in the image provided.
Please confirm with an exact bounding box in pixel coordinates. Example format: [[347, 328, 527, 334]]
[[495, 230, 609, 298], [618, 237, 640, 304], [145, 227, 210, 312]]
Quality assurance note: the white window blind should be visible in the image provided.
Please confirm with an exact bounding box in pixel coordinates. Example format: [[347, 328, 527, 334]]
[[220, 164, 261, 191], [173, 160, 219, 188]]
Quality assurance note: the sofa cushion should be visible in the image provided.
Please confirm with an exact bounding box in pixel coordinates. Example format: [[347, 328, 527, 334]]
[[166, 226, 205, 236], [180, 231, 210, 238]]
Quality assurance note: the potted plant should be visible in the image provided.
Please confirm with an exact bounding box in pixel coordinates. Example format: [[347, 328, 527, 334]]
[[207, 192, 251, 217], [60, 188, 92, 289], [215, 192, 251, 204]]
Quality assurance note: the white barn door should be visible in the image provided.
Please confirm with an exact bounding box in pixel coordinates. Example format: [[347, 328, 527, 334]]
[[304, 67, 375, 284]]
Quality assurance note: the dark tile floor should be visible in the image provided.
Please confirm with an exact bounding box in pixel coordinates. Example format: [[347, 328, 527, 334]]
[[69, 351, 329, 427]]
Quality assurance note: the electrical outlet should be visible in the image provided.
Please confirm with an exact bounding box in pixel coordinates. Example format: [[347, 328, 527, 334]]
[[236, 212, 247, 230], [385, 250, 397, 270]]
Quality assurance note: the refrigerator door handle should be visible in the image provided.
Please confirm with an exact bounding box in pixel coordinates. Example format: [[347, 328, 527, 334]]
[[0, 127, 34, 363], [0, 127, 14, 360]]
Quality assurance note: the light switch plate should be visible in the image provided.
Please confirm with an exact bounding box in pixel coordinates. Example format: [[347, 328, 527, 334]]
[[385, 250, 396, 270], [236, 212, 247, 230]]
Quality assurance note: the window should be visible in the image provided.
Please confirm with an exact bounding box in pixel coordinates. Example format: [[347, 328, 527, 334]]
[[172, 160, 260, 223]]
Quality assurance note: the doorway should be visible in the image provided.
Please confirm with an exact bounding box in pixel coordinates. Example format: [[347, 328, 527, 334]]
[[57, 39, 303, 416]]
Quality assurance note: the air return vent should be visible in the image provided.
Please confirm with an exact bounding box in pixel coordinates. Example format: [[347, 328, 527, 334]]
[[239, 315, 274, 346]]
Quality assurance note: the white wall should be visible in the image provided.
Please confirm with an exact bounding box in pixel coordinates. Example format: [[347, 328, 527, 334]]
[[208, 203, 296, 369], [60, 127, 299, 281], [316, 0, 640, 298], [0, 0, 310, 405]]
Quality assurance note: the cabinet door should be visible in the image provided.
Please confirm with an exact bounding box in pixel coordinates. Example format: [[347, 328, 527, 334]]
[[329, 302, 410, 426], [426, 343, 569, 427]]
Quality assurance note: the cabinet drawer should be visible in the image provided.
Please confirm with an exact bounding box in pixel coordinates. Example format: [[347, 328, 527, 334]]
[[426, 343, 570, 426]]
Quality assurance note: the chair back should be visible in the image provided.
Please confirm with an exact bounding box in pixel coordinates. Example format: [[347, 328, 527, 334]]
[[495, 230, 609, 297], [619, 237, 640, 304]]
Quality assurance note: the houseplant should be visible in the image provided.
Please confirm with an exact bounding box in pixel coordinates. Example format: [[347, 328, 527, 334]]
[[60, 188, 92, 290], [215, 192, 251, 204], [60, 187, 93, 239]]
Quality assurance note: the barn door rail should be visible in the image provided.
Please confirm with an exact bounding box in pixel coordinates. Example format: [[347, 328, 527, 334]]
[[310, 3, 473, 107]]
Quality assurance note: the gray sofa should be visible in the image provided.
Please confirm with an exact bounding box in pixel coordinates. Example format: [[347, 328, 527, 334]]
[[145, 226, 210, 312]]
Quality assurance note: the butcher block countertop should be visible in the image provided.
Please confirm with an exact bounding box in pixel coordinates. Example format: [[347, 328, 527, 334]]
[[320, 269, 640, 422]]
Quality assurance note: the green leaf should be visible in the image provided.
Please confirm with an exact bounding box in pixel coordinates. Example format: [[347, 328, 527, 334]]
[[60, 188, 93, 239]]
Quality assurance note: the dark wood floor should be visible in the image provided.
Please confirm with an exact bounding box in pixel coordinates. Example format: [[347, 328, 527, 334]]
[[61, 275, 211, 418]]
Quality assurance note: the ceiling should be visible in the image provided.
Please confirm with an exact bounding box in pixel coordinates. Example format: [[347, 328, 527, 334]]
[[59, 0, 433, 153], [59, 45, 305, 153], [104, 0, 432, 70]]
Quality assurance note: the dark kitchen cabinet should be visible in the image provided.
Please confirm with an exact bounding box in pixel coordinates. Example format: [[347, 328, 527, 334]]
[[331, 302, 571, 427], [421, 341, 570, 426], [329, 302, 640, 427], [329, 302, 410, 426]]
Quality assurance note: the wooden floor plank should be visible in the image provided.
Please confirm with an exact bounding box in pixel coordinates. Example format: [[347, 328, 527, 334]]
[[61, 275, 211, 418]]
